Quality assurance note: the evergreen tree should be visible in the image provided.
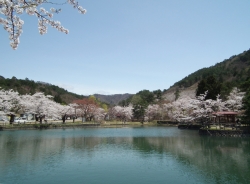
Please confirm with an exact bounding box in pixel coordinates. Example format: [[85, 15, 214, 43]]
[[196, 75, 221, 100], [132, 102, 147, 124], [54, 95, 63, 104], [240, 74, 250, 123], [242, 91, 250, 123], [137, 90, 155, 104], [153, 89, 162, 101]]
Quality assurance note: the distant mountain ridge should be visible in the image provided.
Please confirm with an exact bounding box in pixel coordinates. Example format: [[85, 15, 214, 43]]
[[94, 93, 133, 105], [0, 76, 133, 105]]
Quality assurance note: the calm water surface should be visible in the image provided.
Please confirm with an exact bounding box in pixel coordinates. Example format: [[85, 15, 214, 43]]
[[0, 127, 249, 184]]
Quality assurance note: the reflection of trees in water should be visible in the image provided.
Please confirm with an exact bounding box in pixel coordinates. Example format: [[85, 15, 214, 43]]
[[0, 134, 99, 170], [0, 129, 250, 183], [0, 132, 134, 170], [134, 136, 250, 183]]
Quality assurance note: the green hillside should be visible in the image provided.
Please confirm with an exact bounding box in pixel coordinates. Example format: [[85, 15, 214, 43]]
[[0, 76, 85, 104], [171, 49, 250, 98]]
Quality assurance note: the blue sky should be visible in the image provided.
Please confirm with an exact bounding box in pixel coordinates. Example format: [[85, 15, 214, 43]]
[[1, 0, 250, 95]]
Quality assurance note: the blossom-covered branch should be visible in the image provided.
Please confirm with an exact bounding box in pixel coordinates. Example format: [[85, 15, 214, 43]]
[[0, 0, 86, 49]]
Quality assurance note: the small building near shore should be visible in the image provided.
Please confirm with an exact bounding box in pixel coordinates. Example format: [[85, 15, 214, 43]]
[[212, 111, 238, 124]]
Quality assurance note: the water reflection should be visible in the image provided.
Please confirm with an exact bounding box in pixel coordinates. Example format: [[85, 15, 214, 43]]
[[141, 135, 250, 183], [0, 128, 249, 184]]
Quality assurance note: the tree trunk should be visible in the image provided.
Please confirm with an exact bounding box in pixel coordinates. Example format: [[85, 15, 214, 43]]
[[62, 115, 66, 123], [141, 117, 145, 125], [9, 114, 15, 124], [39, 117, 42, 124]]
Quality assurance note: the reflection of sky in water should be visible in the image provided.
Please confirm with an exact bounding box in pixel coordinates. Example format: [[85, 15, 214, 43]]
[[0, 127, 249, 184]]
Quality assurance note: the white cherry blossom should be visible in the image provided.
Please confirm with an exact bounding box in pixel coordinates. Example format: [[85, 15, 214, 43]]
[[108, 105, 133, 122], [0, 0, 86, 49]]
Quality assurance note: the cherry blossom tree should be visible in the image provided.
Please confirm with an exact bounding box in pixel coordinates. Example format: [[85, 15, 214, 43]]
[[73, 98, 99, 122], [145, 104, 161, 122], [209, 94, 225, 112], [224, 87, 245, 112], [161, 89, 246, 124], [0, 0, 86, 49], [20, 92, 59, 123], [3, 90, 74, 123], [56, 102, 74, 123], [161, 95, 194, 122], [68, 103, 78, 122], [108, 105, 133, 123], [93, 107, 106, 122], [107, 106, 117, 121], [162, 92, 217, 123], [0, 88, 22, 123], [0, 88, 87, 124], [0, 88, 20, 114]]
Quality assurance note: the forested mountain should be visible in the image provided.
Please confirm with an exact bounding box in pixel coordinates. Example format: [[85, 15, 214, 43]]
[[165, 49, 250, 99], [0, 76, 133, 105], [0, 76, 132, 106], [0, 76, 85, 104], [94, 93, 133, 105]]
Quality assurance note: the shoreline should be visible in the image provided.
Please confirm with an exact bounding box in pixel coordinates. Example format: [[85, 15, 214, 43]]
[[0, 121, 170, 131], [2, 123, 249, 138]]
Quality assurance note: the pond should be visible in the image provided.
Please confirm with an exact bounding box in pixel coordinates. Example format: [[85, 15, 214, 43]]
[[0, 127, 249, 184]]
